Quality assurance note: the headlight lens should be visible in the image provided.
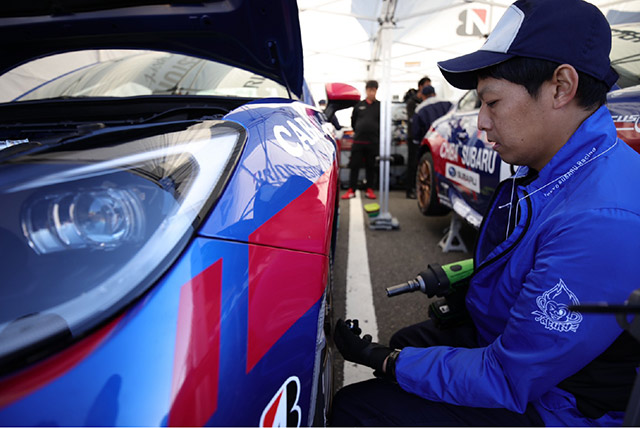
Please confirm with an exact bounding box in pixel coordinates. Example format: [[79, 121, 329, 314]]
[[23, 187, 146, 254], [0, 120, 245, 370]]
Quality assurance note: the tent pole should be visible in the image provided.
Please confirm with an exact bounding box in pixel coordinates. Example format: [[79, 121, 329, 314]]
[[370, 8, 399, 231]]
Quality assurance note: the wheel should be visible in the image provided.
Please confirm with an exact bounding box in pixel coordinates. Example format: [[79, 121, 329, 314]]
[[416, 152, 450, 216]]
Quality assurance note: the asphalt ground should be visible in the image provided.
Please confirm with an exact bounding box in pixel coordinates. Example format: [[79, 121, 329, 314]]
[[331, 189, 478, 389]]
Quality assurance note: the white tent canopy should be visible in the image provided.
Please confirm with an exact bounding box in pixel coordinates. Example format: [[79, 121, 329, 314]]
[[299, 0, 640, 228], [299, 0, 640, 104]]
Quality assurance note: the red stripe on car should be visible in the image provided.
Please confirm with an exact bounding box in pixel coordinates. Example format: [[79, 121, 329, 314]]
[[246, 244, 328, 373], [249, 163, 337, 256], [168, 259, 222, 426], [0, 315, 122, 408]]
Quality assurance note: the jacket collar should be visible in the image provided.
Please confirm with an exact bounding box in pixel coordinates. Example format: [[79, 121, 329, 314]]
[[518, 105, 617, 198], [415, 95, 444, 113]]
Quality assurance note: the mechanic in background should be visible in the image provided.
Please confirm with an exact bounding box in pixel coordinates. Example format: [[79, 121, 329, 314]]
[[342, 80, 380, 200], [404, 76, 431, 199], [411, 85, 452, 153], [331, 0, 640, 426]]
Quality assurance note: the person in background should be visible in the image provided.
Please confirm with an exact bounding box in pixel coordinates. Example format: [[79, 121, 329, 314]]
[[342, 80, 380, 200], [331, 0, 640, 425], [411, 85, 452, 148], [404, 76, 431, 199]]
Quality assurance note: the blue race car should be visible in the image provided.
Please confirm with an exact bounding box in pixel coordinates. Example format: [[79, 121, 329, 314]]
[[416, 22, 640, 228], [0, 1, 357, 426]]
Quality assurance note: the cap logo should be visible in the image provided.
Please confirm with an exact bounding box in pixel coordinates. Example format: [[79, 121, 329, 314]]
[[480, 5, 524, 54]]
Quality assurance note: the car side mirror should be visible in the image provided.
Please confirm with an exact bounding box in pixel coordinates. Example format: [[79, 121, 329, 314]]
[[324, 82, 360, 122]]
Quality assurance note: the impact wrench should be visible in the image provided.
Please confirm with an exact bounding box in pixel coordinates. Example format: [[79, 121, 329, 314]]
[[386, 259, 474, 328]]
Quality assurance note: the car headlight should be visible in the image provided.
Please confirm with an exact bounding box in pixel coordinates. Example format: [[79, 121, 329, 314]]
[[23, 187, 146, 254], [0, 120, 245, 371]]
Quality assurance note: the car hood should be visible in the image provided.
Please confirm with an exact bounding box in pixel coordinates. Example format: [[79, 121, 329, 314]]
[[0, 0, 304, 98]]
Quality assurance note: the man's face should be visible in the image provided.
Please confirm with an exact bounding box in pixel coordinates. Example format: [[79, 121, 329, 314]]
[[477, 76, 552, 171], [366, 87, 377, 101]]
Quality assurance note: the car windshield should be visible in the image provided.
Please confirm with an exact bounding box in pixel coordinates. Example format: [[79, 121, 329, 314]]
[[0, 49, 289, 103], [610, 23, 640, 89]]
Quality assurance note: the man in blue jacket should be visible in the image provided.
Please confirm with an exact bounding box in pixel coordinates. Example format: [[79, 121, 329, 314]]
[[331, 0, 640, 426]]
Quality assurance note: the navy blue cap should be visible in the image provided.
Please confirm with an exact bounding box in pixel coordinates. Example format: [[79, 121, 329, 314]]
[[421, 85, 435, 96], [438, 0, 618, 89]]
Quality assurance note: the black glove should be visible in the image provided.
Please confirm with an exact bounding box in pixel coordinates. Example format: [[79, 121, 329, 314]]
[[333, 318, 400, 380]]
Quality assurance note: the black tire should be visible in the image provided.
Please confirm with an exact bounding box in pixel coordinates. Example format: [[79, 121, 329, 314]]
[[416, 152, 450, 216]]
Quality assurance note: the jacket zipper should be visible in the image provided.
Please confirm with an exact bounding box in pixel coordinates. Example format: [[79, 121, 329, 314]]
[[472, 185, 533, 279]]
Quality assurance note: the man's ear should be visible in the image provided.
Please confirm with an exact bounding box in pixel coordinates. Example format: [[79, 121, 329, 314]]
[[551, 64, 579, 109]]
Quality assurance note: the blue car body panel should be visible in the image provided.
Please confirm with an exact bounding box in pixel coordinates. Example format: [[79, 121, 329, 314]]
[[0, 47, 339, 428], [608, 85, 640, 154], [202, 100, 336, 243], [0, 237, 324, 426], [0, 96, 337, 426]]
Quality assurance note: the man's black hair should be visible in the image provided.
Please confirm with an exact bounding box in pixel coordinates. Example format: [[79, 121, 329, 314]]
[[403, 88, 417, 102], [366, 80, 379, 89], [418, 76, 431, 87], [477, 57, 609, 111]]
